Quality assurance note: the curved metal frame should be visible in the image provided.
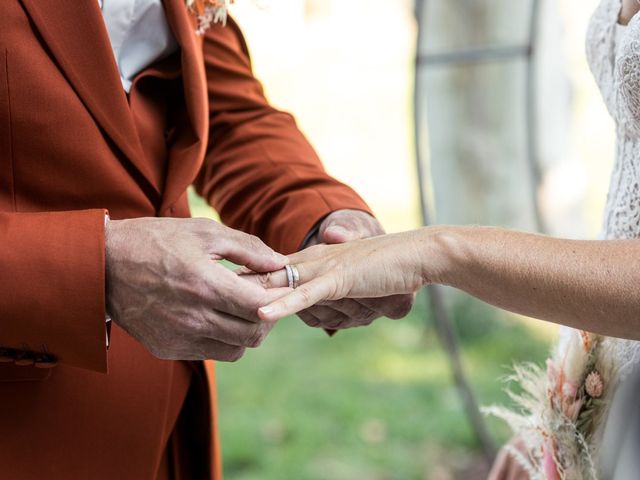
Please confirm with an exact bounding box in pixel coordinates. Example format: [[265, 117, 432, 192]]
[[415, 0, 543, 233], [412, 0, 542, 464]]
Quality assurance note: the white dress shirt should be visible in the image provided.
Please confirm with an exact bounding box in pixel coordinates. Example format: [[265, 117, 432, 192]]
[[98, 0, 179, 92]]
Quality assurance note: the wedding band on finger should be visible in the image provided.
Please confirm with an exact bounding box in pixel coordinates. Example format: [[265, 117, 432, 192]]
[[285, 264, 300, 289], [291, 264, 300, 289]]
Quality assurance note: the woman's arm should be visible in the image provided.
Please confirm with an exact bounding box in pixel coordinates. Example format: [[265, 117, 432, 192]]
[[431, 227, 640, 339], [257, 227, 640, 340]]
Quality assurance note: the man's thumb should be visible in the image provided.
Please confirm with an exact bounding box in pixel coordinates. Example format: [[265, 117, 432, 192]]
[[322, 224, 360, 244]]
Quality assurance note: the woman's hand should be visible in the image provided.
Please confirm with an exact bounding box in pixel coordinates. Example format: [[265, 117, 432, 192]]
[[255, 228, 449, 321], [297, 209, 415, 329], [250, 223, 640, 339]]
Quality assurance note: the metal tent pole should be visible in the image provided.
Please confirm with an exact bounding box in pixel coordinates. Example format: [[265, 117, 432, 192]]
[[412, 0, 543, 464], [525, 0, 546, 234], [415, 0, 544, 232]]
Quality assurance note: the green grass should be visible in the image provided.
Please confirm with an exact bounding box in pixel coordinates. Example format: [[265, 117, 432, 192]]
[[216, 296, 552, 480]]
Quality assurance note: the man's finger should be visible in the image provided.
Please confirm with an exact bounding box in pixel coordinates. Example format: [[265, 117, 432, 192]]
[[238, 268, 289, 289], [203, 310, 276, 348], [163, 338, 246, 363], [197, 339, 247, 362], [298, 311, 322, 327], [204, 266, 290, 322], [323, 225, 361, 243], [316, 299, 381, 327], [216, 230, 287, 272], [357, 294, 415, 320], [318, 210, 383, 245], [302, 305, 352, 329], [258, 277, 333, 321]]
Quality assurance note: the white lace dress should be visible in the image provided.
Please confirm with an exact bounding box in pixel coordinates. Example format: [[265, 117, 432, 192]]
[[582, 0, 640, 477]]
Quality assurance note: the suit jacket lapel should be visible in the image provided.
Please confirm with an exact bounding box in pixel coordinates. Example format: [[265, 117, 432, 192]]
[[19, 0, 161, 200], [162, 0, 209, 213]]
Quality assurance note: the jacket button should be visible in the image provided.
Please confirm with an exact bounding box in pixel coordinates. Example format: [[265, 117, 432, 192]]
[[0, 350, 13, 363], [14, 352, 34, 366], [35, 361, 57, 369], [35, 355, 58, 369], [14, 357, 35, 366]]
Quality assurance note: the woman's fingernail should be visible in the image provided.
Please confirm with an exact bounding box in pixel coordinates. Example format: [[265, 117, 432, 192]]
[[259, 306, 274, 317]]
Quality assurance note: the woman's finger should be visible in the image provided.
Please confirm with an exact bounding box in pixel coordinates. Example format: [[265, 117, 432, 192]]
[[238, 262, 313, 289], [286, 243, 336, 267], [258, 276, 334, 321]]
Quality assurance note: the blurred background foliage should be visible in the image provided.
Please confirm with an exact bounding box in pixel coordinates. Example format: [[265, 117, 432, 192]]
[[216, 302, 551, 480], [188, 0, 614, 477]]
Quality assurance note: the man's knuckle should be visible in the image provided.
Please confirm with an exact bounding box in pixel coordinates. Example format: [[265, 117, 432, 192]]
[[248, 234, 262, 246], [245, 333, 261, 348], [197, 315, 219, 337], [215, 235, 231, 251], [360, 308, 379, 322], [226, 347, 245, 362], [146, 344, 162, 358], [325, 316, 345, 329], [194, 218, 216, 237], [299, 312, 320, 327], [245, 324, 268, 348], [389, 298, 414, 319], [148, 343, 170, 360], [195, 217, 213, 229], [304, 318, 320, 328], [327, 320, 343, 329]]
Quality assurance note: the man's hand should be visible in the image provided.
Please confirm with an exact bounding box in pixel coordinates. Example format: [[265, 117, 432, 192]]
[[300, 209, 414, 329], [105, 218, 288, 362]]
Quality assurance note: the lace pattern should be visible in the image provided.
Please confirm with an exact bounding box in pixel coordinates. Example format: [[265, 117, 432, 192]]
[[585, 0, 640, 422], [586, 0, 620, 118]]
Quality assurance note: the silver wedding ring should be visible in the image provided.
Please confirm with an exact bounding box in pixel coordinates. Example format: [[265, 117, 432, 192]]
[[285, 264, 300, 289]]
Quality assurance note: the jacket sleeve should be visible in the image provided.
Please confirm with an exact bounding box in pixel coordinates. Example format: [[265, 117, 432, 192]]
[[0, 209, 108, 372], [194, 18, 373, 254]]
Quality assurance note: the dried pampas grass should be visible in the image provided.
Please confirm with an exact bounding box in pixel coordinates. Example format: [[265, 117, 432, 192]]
[[484, 330, 618, 479]]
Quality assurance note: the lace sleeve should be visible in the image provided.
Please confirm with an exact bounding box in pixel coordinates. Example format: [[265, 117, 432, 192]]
[[586, 0, 622, 117], [615, 16, 640, 137]]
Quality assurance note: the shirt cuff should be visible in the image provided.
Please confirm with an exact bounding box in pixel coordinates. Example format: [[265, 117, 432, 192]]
[[104, 213, 111, 349], [299, 216, 326, 250]]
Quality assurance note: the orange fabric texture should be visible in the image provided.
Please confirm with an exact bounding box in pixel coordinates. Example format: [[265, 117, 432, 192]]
[[0, 0, 371, 478]]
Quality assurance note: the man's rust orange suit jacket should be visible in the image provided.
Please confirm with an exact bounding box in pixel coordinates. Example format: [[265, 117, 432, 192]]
[[0, 1, 371, 478]]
